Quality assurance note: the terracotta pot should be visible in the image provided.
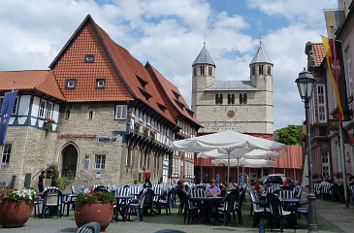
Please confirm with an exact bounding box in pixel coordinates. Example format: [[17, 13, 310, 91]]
[[0, 201, 33, 228], [75, 202, 113, 232]]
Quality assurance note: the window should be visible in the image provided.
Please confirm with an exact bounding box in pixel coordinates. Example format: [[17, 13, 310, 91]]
[[95, 154, 106, 170], [317, 84, 327, 122], [208, 66, 213, 76], [193, 67, 196, 76], [84, 54, 95, 63], [96, 79, 105, 89], [200, 66, 205, 75], [88, 111, 93, 120], [251, 66, 255, 75], [65, 110, 70, 120], [239, 93, 247, 104], [1, 144, 11, 164], [321, 151, 330, 179], [115, 105, 127, 120], [227, 94, 235, 104], [345, 47, 353, 98], [66, 79, 76, 89], [215, 94, 223, 104], [38, 100, 46, 118], [45, 102, 53, 119], [267, 66, 271, 75], [259, 65, 264, 75]]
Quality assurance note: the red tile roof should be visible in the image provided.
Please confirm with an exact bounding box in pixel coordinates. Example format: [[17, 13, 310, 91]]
[[146, 63, 201, 127], [312, 43, 325, 66], [93, 20, 175, 124], [51, 19, 133, 102], [0, 70, 65, 100]]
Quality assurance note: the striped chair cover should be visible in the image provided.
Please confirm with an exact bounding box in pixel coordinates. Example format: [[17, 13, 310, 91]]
[[115, 186, 131, 204], [190, 188, 206, 198], [293, 185, 302, 199], [195, 184, 206, 190], [266, 186, 279, 194], [313, 183, 321, 195], [129, 185, 143, 199], [321, 182, 333, 195], [152, 184, 164, 202], [278, 190, 294, 199]]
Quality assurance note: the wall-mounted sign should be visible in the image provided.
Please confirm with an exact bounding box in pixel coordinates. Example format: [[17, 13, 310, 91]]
[[58, 134, 96, 139], [97, 137, 117, 142], [112, 131, 129, 136]]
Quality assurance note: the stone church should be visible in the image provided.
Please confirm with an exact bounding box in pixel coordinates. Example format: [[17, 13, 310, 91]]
[[191, 41, 273, 137]]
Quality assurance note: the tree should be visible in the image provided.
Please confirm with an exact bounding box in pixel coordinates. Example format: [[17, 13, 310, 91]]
[[275, 125, 301, 145]]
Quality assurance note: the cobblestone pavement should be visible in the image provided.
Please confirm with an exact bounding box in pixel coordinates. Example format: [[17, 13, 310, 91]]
[[1, 199, 353, 233]]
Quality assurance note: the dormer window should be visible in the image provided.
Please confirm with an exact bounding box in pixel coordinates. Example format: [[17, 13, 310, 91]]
[[66, 79, 76, 89], [137, 76, 148, 88], [84, 54, 95, 63], [96, 79, 105, 89], [157, 103, 167, 112]]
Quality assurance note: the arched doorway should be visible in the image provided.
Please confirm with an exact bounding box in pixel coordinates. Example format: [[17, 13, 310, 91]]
[[61, 144, 78, 178]]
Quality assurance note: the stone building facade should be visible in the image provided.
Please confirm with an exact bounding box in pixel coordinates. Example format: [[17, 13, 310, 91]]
[[0, 15, 200, 189], [191, 42, 273, 135]]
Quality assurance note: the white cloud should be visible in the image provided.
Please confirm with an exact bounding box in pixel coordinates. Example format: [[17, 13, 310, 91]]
[[247, 0, 337, 28]]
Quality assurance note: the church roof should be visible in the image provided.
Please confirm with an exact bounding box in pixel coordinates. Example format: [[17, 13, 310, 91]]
[[250, 41, 272, 65], [192, 44, 215, 66], [205, 80, 257, 91]]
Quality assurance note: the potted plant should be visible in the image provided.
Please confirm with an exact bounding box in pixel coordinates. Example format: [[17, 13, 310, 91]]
[[0, 188, 38, 228], [75, 190, 115, 232]]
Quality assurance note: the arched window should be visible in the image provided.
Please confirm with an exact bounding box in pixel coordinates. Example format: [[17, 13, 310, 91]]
[[208, 66, 213, 76], [200, 66, 205, 75], [243, 93, 247, 104], [267, 66, 271, 75], [259, 65, 264, 75], [239, 93, 243, 104], [251, 66, 255, 75]]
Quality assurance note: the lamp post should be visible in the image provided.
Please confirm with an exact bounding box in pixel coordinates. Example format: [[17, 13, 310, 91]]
[[295, 68, 317, 233]]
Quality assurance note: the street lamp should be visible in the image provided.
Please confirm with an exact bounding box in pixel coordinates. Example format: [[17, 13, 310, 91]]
[[295, 68, 317, 233]]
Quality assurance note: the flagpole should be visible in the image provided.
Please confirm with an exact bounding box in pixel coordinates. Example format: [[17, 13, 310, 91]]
[[331, 26, 349, 207]]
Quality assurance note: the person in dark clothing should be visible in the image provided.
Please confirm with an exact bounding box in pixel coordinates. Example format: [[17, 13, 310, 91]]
[[38, 171, 46, 192], [143, 172, 152, 188]]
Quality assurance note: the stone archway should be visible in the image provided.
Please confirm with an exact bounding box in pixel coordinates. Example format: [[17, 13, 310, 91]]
[[61, 144, 78, 178]]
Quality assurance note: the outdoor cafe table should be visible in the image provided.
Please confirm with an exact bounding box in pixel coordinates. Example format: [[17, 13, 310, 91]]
[[189, 196, 223, 224], [115, 196, 133, 221], [279, 197, 300, 228]]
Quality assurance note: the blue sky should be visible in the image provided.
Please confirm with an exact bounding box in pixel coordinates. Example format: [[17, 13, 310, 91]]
[[0, 0, 337, 130]]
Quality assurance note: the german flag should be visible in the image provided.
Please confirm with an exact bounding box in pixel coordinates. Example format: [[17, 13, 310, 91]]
[[322, 36, 349, 122]]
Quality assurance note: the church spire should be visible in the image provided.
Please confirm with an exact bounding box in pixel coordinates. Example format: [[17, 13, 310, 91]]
[[192, 43, 215, 67], [250, 39, 272, 65]]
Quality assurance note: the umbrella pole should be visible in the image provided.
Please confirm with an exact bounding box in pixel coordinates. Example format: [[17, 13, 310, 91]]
[[227, 150, 230, 186], [200, 157, 203, 183], [237, 158, 240, 185]]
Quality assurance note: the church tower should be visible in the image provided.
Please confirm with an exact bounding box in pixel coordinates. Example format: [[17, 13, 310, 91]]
[[191, 43, 215, 114], [249, 40, 274, 133], [249, 40, 273, 91]]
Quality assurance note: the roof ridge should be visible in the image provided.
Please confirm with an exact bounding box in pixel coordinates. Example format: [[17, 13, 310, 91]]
[[0, 69, 49, 72]]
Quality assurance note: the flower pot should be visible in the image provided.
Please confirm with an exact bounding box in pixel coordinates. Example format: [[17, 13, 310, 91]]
[[75, 202, 113, 232], [0, 201, 33, 228]]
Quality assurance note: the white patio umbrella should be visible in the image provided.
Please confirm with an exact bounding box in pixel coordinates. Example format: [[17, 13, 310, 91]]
[[198, 148, 280, 183], [172, 130, 285, 183], [212, 158, 275, 168]]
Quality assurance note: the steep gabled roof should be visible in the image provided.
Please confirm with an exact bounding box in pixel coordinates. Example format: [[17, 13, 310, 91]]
[[250, 41, 272, 65], [312, 43, 325, 67], [0, 70, 65, 100], [92, 19, 175, 124], [146, 63, 201, 128], [192, 44, 215, 67]]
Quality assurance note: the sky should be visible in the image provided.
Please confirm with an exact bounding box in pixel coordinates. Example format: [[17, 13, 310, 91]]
[[0, 0, 337, 130]]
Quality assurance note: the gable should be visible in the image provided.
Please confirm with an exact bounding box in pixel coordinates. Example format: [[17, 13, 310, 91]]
[[51, 18, 132, 102]]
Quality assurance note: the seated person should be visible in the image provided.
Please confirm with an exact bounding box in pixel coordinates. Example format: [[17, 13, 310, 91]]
[[253, 180, 265, 194], [206, 179, 221, 196]]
